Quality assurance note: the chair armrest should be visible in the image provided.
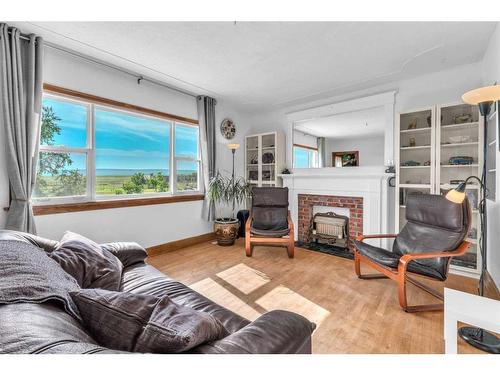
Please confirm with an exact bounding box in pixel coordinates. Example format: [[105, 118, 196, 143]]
[[245, 213, 253, 233], [190, 310, 315, 354], [356, 234, 397, 242], [100, 242, 148, 267], [397, 241, 471, 272], [287, 210, 294, 232]]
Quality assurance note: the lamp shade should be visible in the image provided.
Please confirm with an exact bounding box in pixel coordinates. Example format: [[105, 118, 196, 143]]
[[445, 188, 466, 204], [227, 143, 240, 150], [462, 85, 500, 105]]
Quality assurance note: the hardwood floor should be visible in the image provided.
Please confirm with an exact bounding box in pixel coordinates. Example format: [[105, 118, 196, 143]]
[[147, 239, 485, 354]]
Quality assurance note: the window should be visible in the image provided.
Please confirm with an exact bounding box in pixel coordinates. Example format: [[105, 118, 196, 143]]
[[34, 90, 200, 204], [293, 145, 318, 168]]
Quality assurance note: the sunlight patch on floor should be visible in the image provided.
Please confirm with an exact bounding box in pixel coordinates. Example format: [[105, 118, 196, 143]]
[[189, 277, 261, 321], [255, 285, 330, 327], [216, 263, 271, 295]]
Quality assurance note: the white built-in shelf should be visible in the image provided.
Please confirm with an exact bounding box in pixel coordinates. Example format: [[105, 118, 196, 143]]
[[441, 142, 478, 148], [400, 145, 431, 150], [400, 165, 430, 169], [247, 147, 275, 151], [441, 122, 479, 130], [400, 127, 431, 134], [489, 140, 497, 147], [489, 169, 496, 173], [440, 184, 480, 190], [399, 184, 431, 188], [397, 103, 482, 277], [245, 131, 284, 189], [441, 164, 479, 168]]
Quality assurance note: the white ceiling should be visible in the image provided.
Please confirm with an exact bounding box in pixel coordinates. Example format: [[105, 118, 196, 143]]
[[294, 106, 386, 139], [11, 22, 497, 111]]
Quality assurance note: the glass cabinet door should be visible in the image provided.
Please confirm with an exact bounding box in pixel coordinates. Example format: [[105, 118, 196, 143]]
[[437, 103, 481, 272]]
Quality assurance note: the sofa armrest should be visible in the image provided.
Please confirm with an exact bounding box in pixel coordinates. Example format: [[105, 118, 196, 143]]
[[190, 310, 315, 354], [100, 242, 148, 267]]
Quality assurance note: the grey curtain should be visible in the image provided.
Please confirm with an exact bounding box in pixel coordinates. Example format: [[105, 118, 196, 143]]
[[317, 137, 326, 168], [197, 95, 217, 221], [0, 24, 44, 233]]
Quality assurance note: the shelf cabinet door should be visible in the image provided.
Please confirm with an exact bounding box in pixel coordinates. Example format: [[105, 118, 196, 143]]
[[437, 103, 482, 274]]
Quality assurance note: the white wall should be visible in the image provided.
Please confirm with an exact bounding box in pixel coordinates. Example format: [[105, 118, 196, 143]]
[[0, 47, 249, 247], [481, 23, 500, 287], [326, 135, 384, 167]]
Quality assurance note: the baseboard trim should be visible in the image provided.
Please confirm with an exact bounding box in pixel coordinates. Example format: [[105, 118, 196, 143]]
[[147, 232, 215, 257], [485, 271, 500, 301]]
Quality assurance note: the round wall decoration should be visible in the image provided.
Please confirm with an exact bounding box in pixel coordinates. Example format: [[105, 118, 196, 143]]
[[220, 118, 236, 140]]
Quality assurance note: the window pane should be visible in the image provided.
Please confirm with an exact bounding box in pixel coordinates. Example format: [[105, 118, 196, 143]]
[[294, 147, 309, 168], [41, 97, 88, 148], [34, 152, 87, 198], [175, 124, 199, 159], [176, 160, 198, 192], [94, 108, 171, 196]]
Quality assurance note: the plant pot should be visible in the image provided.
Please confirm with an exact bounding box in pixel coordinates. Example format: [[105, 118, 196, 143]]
[[214, 218, 239, 246]]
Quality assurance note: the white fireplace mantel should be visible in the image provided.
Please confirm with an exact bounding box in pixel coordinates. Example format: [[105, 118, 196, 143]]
[[279, 167, 394, 247]]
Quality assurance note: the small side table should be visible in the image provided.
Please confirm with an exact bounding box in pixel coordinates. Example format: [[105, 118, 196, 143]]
[[444, 288, 500, 354]]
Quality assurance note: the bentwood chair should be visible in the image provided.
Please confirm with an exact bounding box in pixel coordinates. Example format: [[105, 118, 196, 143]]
[[245, 187, 294, 258], [353, 193, 471, 312]]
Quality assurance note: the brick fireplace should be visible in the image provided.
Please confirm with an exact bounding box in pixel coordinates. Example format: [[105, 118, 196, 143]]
[[297, 194, 364, 250]]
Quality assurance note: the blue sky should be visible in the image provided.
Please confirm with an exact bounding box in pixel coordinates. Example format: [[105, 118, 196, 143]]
[[293, 147, 310, 168], [42, 97, 198, 173]]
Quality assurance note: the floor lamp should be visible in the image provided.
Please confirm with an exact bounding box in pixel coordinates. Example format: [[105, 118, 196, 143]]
[[227, 143, 240, 212], [446, 85, 500, 354]]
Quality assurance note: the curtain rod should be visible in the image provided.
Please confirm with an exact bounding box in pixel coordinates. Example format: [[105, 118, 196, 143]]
[[6, 28, 199, 99]]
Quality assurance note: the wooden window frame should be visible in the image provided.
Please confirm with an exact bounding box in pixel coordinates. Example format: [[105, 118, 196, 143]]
[[31, 84, 202, 214]]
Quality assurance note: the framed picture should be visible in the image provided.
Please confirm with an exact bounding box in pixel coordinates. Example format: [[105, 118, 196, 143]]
[[332, 151, 359, 167]]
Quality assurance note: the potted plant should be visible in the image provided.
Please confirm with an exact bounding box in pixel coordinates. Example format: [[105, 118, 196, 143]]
[[208, 171, 251, 246]]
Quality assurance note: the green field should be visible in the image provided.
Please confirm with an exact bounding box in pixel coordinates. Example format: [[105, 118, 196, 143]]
[[35, 172, 198, 198]]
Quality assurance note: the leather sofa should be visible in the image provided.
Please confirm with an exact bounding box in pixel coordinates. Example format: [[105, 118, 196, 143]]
[[0, 230, 315, 354]]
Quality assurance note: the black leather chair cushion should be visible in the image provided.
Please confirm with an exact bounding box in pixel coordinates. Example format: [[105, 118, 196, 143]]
[[354, 240, 449, 281], [354, 240, 400, 268], [251, 187, 289, 233], [250, 227, 290, 237], [252, 187, 288, 207], [405, 193, 468, 232], [71, 289, 228, 353], [252, 207, 288, 231], [355, 193, 471, 282], [393, 193, 471, 280]]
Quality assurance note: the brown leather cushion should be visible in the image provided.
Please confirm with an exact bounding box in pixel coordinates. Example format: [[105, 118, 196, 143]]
[[70, 289, 228, 353], [405, 193, 469, 232], [49, 231, 123, 291], [252, 187, 289, 207], [393, 193, 471, 280], [251, 187, 289, 233]]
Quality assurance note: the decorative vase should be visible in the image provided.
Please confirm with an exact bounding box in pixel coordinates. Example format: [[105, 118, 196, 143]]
[[214, 218, 239, 246]]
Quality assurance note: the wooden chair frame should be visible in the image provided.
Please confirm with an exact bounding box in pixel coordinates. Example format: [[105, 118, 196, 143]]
[[354, 234, 470, 312], [245, 210, 295, 258]]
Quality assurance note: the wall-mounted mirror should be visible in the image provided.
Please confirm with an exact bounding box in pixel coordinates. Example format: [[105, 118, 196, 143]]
[[292, 106, 386, 168]]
